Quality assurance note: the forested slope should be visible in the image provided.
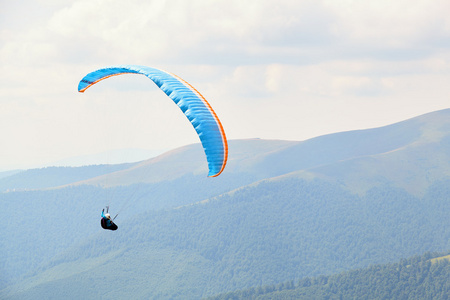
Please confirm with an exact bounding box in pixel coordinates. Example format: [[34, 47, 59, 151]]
[[1, 109, 450, 299], [2, 177, 450, 299], [208, 251, 450, 299]]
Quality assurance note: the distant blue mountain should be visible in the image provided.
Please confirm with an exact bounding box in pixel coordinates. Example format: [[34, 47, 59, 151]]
[[0, 164, 134, 192], [1, 108, 449, 299], [48, 148, 166, 167]]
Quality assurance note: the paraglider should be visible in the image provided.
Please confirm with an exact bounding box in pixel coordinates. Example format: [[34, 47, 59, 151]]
[[78, 65, 228, 231], [101, 206, 118, 231]]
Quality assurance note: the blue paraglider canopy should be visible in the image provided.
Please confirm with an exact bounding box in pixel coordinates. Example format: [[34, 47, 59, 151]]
[[78, 65, 228, 177]]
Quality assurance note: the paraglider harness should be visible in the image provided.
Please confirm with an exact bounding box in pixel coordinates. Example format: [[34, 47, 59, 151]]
[[101, 206, 118, 231]]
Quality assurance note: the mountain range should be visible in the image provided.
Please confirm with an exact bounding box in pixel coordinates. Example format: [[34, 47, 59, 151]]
[[0, 108, 449, 299]]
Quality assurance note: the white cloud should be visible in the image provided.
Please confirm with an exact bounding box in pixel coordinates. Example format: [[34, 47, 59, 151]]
[[0, 0, 449, 169], [325, 0, 450, 43]]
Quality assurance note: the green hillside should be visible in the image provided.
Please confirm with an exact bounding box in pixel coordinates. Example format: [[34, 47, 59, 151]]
[[304, 109, 450, 196], [1, 109, 450, 299], [2, 177, 450, 299], [0, 174, 254, 286], [207, 251, 450, 299]]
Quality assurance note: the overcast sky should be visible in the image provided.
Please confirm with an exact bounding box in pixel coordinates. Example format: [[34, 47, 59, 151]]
[[1, 0, 449, 170]]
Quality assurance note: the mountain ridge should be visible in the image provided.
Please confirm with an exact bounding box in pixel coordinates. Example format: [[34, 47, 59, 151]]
[[73, 108, 450, 193], [1, 108, 450, 299], [1, 109, 448, 193]]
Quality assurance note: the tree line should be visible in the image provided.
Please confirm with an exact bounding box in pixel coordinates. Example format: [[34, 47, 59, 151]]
[[207, 251, 450, 299]]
